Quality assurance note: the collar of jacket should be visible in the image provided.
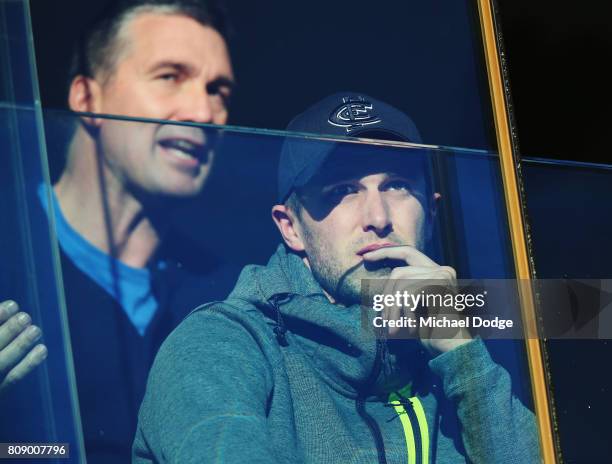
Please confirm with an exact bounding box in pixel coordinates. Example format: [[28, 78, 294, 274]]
[[228, 244, 419, 398]]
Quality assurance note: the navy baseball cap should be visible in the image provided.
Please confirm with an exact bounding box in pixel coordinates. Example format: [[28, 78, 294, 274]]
[[277, 92, 422, 202]]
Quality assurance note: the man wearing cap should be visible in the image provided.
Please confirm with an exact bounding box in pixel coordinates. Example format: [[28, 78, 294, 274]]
[[134, 93, 539, 463]]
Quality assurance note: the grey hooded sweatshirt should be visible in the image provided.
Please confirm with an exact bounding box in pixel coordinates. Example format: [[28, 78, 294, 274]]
[[134, 245, 540, 463]]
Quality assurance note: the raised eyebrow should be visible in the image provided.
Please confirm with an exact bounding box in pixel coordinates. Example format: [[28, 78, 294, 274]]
[[147, 63, 235, 90], [148, 61, 194, 75]]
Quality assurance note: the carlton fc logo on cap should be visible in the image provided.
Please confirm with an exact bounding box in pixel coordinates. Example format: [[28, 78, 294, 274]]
[[328, 96, 382, 133]]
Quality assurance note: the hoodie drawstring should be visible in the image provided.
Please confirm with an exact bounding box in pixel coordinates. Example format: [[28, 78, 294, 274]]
[[268, 293, 389, 463], [356, 338, 388, 464], [268, 294, 290, 347]]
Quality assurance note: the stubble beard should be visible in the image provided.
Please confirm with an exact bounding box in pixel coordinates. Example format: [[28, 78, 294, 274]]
[[304, 234, 396, 306]]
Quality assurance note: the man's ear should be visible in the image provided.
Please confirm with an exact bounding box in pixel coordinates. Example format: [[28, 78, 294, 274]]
[[271, 205, 306, 252], [68, 75, 103, 126]]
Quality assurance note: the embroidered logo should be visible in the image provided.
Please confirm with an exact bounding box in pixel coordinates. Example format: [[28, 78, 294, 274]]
[[328, 96, 382, 133]]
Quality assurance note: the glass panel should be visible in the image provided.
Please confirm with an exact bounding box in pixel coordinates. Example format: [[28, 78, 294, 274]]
[[10, 0, 555, 460], [2, 106, 543, 461], [524, 158, 612, 462], [0, 0, 38, 105], [0, 0, 85, 462]]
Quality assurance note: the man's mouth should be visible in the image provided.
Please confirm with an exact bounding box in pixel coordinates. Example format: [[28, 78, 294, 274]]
[[158, 138, 207, 164], [356, 242, 398, 256]]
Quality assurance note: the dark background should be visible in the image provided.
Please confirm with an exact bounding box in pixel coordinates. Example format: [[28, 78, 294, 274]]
[[497, 1, 611, 164], [31, 0, 497, 152], [30, 0, 612, 163]]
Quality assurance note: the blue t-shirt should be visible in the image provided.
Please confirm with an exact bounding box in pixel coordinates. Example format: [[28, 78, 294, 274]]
[[38, 184, 158, 335]]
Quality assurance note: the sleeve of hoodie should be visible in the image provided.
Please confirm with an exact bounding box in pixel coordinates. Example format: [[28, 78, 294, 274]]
[[133, 306, 279, 464], [428, 338, 541, 464]]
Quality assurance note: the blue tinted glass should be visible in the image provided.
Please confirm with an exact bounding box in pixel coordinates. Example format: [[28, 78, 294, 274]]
[[524, 158, 612, 462], [2, 105, 542, 461], [0, 0, 85, 460]]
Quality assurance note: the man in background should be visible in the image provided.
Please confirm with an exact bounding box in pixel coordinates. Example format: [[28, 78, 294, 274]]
[[0, 0, 236, 461]]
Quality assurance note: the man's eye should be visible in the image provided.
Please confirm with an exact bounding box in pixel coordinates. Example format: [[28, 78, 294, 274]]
[[207, 84, 232, 106], [325, 184, 357, 198], [384, 179, 413, 192], [158, 73, 179, 82]]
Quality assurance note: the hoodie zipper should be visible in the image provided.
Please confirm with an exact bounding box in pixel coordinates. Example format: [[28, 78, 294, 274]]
[[267, 294, 290, 346], [388, 390, 429, 464]]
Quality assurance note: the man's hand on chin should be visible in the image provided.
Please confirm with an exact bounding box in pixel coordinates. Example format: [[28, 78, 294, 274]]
[[363, 245, 472, 356]]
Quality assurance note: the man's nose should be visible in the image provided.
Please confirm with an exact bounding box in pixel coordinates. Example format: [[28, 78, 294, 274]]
[[175, 85, 214, 123], [362, 191, 392, 234]]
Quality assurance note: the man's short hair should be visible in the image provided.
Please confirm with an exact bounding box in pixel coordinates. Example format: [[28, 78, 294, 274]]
[[68, 0, 231, 86], [284, 190, 303, 217]]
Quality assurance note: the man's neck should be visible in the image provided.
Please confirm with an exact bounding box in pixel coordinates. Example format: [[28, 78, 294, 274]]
[[54, 127, 164, 268], [302, 256, 338, 304]]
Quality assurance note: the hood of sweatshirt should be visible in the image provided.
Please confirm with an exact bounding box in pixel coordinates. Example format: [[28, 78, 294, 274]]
[[226, 244, 425, 398]]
